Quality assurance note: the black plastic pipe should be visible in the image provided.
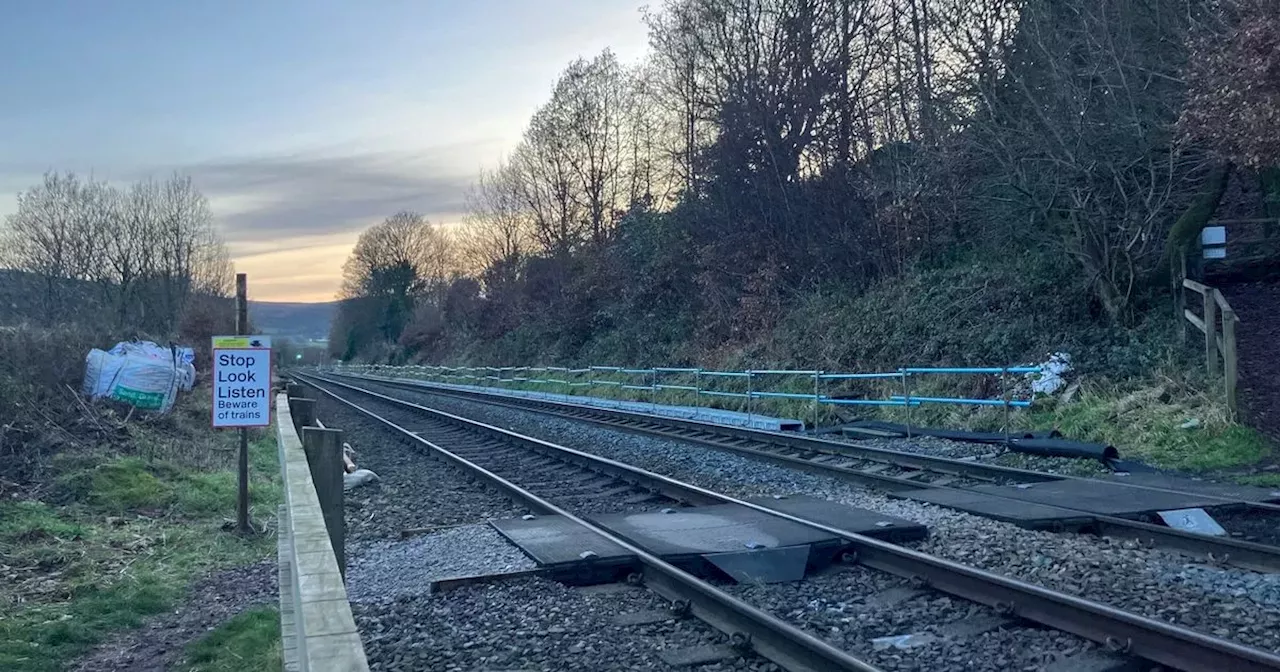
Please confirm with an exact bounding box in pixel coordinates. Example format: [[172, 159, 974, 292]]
[[1007, 437, 1119, 461]]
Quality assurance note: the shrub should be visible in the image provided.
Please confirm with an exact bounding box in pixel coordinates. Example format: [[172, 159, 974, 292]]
[[0, 325, 131, 488], [768, 255, 1179, 377]]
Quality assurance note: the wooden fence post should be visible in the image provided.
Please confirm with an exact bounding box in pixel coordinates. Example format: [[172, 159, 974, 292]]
[[1204, 290, 1218, 378], [1177, 256, 1188, 346], [1223, 306, 1238, 418], [301, 426, 345, 579], [235, 273, 250, 535], [290, 397, 317, 432]]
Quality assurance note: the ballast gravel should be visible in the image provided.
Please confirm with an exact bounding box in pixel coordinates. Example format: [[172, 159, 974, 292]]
[[316, 397, 527, 545], [312, 391, 769, 671], [355, 578, 773, 672], [345, 524, 537, 605], [727, 567, 1098, 671], [356, 381, 1280, 654], [366, 402, 676, 517], [849, 434, 1114, 477]]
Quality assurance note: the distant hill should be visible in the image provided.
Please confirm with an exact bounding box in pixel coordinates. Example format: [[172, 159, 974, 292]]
[[248, 301, 337, 341], [0, 269, 336, 340]]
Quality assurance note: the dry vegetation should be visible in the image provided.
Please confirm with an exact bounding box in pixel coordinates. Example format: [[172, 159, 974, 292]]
[[321, 0, 1278, 479], [0, 173, 277, 670], [331, 0, 1280, 373], [0, 325, 281, 672]]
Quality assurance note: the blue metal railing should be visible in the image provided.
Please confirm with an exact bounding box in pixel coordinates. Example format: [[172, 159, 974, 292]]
[[335, 362, 1045, 430]]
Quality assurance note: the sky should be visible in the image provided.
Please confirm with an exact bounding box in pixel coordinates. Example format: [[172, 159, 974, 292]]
[[0, 0, 651, 302]]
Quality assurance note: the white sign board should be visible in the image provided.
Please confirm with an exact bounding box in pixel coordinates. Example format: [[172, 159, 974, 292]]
[[1200, 226, 1227, 246], [1203, 247, 1227, 259], [212, 335, 272, 428]]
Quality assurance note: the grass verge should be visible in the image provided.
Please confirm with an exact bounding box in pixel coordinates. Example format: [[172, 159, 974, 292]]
[[374, 365, 1275, 482], [180, 606, 282, 672], [1029, 380, 1275, 474], [0, 408, 281, 672]]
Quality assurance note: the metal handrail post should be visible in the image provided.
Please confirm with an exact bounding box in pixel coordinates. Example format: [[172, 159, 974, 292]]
[[812, 371, 821, 431], [651, 369, 658, 413], [695, 369, 702, 407], [1001, 367, 1010, 444], [747, 371, 754, 427], [900, 369, 913, 439]]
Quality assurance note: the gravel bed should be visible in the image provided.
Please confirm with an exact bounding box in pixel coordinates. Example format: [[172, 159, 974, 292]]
[[1157, 564, 1280, 609], [362, 382, 1280, 654], [364, 401, 677, 517], [317, 397, 527, 545], [345, 525, 537, 605], [1213, 509, 1280, 546], [355, 578, 774, 672], [314, 390, 775, 671], [726, 567, 1095, 671], [988, 451, 1115, 477], [831, 434, 1115, 477]]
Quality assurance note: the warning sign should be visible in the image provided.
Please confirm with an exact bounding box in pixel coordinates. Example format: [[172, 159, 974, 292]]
[[212, 335, 272, 428]]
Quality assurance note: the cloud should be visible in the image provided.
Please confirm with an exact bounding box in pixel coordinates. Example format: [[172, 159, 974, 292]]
[[233, 237, 359, 302], [186, 144, 484, 243], [152, 143, 492, 301]]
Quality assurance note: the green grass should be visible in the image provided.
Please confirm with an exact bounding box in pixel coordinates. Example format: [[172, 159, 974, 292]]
[[50, 441, 282, 521], [0, 571, 178, 669], [1239, 473, 1280, 488], [1030, 382, 1274, 473], [381, 363, 1275, 479], [0, 500, 86, 543], [180, 606, 282, 672], [87, 457, 177, 511], [0, 434, 282, 672]]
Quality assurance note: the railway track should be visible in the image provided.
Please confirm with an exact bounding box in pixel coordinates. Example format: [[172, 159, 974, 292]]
[[326, 371, 1280, 574], [297, 371, 1280, 672]]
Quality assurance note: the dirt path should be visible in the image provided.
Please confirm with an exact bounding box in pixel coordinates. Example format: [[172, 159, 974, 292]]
[[72, 560, 277, 672], [1224, 281, 1280, 446]]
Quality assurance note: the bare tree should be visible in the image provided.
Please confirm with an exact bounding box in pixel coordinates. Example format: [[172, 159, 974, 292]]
[[462, 165, 530, 273], [335, 211, 453, 349], [2, 171, 231, 330], [512, 108, 584, 256], [431, 0, 1249, 366], [559, 51, 628, 245], [1180, 0, 1280, 170], [953, 0, 1194, 320]]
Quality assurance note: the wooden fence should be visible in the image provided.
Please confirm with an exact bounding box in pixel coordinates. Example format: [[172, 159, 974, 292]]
[[1180, 278, 1239, 416], [276, 391, 367, 672]]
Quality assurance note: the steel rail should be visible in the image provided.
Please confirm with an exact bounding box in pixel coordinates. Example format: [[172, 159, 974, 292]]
[[377, 373, 1280, 506], [302, 372, 1280, 672], [334, 373, 1280, 572], [297, 374, 881, 672], [545, 411, 1280, 574]]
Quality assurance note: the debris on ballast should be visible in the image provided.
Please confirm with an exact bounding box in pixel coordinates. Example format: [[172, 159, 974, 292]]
[[871, 633, 937, 651], [343, 441, 358, 473], [344, 468, 380, 491]]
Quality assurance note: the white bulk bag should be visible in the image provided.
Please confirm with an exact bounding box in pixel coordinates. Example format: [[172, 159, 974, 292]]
[[82, 349, 181, 413]]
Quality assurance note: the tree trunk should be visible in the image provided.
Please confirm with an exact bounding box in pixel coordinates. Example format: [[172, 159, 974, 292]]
[[1164, 162, 1232, 270]]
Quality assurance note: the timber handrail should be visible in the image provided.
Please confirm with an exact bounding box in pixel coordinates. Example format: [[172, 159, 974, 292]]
[[1181, 279, 1240, 416], [1184, 278, 1212, 295], [276, 393, 368, 672]]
